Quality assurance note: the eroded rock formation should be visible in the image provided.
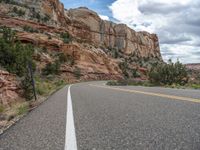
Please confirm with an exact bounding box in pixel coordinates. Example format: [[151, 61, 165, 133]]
[[66, 7, 161, 59], [0, 70, 20, 106], [0, 0, 163, 105]]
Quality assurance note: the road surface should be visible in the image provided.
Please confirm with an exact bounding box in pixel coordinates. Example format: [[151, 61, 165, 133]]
[[1, 81, 200, 150]]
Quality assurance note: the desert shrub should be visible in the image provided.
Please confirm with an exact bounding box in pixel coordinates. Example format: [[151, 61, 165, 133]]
[[42, 14, 50, 23], [58, 53, 74, 66], [132, 68, 141, 78], [0, 27, 35, 77], [107, 79, 153, 86], [149, 59, 188, 85], [74, 67, 81, 79], [12, 6, 17, 13], [23, 25, 39, 33], [42, 61, 60, 75], [17, 103, 28, 115], [109, 47, 119, 58], [31, 10, 40, 20], [0, 27, 36, 101], [0, 0, 28, 7], [0, 104, 4, 113], [106, 80, 118, 86], [12, 7, 25, 17], [35, 77, 51, 95], [55, 80, 65, 87], [119, 61, 129, 78], [58, 53, 68, 63], [36, 84, 46, 95], [60, 32, 71, 44], [190, 84, 200, 89], [20, 71, 34, 101]]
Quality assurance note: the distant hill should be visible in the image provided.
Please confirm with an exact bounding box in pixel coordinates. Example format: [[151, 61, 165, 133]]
[[186, 63, 200, 71]]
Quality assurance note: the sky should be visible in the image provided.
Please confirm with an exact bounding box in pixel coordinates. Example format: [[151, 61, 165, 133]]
[[61, 0, 200, 64]]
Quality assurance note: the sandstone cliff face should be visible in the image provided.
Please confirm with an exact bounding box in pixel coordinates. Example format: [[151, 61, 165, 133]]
[[0, 70, 20, 106], [0, 0, 163, 105], [2, 0, 69, 26], [0, 0, 162, 60], [66, 7, 162, 60], [0, 0, 163, 81]]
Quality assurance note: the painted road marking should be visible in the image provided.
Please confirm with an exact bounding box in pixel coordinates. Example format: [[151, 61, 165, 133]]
[[89, 84, 200, 103], [65, 85, 77, 150]]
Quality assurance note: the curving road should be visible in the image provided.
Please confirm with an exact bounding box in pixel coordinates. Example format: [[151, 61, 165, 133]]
[[1, 81, 200, 150]]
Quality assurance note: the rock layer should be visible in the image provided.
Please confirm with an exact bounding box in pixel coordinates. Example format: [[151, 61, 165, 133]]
[[0, 0, 163, 105], [0, 70, 20, 106], [66, 8, 162, 59], [0, 0, 162, 61]]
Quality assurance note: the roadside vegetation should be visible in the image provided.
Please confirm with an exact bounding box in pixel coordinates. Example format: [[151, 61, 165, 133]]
[[35, 75, 66, 96], [12, 7, 25, 17], [0, 27, 68, 128], [60, 32, 72, 44], [119, 60, 141, 79], [108, 59, 200, 90], [0, 26, 37, 101], [23, 25, 39, 33], [0, 0, 28, 8]]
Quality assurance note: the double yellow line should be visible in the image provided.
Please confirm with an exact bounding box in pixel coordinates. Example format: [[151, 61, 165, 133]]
[[89, 84, 200, 103]]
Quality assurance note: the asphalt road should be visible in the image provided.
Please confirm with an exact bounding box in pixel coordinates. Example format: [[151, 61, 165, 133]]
[[1, 81, 200, 150]]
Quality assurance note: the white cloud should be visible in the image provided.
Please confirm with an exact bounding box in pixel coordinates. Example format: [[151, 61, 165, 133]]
[[109, 0, 200, 63], [99, 15, 110, 21]]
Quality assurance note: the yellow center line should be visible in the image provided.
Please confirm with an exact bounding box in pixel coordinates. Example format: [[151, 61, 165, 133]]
[[89, 84, 200, 103]]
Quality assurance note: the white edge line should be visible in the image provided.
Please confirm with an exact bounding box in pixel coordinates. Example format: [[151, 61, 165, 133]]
[[65, 85, 78, 150]]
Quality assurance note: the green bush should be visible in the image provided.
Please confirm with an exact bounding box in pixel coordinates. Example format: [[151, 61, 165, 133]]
[[58, 53, 74, 66], [23, 25, 39, 33], [42, 61, 60, 75], [119, 61, 129, 78], [58, 53, 68, 63], [0, 27, 36, 101], [36, 85, 46, 95], [107, 79, 154, 86], [132, 68, 141, 78], [191, 84, 200, 89], [149, 60, 188, 85], [12, 7, 25, 17], [0, 104, 4, 113], [106, 80, 118, 86], [74, 67, 81, 79], [0, 27, 35, 77], [20, 72, 34, 101], [60, 32, 71, 44], [55, 80, 65, 87], [42, 14, 50, 23], [0, 0, 29, 8], [17, 103, 28, 115]]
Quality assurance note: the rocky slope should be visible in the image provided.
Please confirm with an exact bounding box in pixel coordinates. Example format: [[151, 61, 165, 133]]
[[0, 0, 162, 60], [0, 70, 20, 106], [66, 7, 161, 59], [0, 0, 163, 105]]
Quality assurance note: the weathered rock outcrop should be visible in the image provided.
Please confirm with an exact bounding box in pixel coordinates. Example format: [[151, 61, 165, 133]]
[[16, 32, 122, 79], [61, 44, 122, 78], [14, 0, 68, 26], [0, 0, 162, 60], [66, 8, 162, 59], [0, 70, 20, 106], [0, 0, 163, 105], [0, 0, 163, 81]]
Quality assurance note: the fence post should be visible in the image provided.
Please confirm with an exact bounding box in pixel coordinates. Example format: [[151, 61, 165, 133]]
[[28, 61, 37, 101]]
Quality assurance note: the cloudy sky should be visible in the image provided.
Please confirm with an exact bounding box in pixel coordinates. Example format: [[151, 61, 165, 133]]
[[61, 0, 200, 64]]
